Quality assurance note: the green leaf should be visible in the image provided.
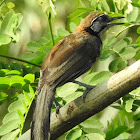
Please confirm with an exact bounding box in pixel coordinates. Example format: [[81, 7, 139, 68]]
[[127, 7, 139, 22], [56, 82, 79, 98], [57, 28, 69, 37], [8, 100, 25, 114], [17, 109, 25, 126], [0, 34, 11, 46], [28, 53, 45, 65], [2, 111, 20, 124], [23, 52, 38, 61], [90, 71, 111, 85], [0, 12, 23, 42], [125, 99, 134, 112], [82, 72, 98, 84], [64, 91, 82, 103], [120, 47, 136, 60], [135, 51, 140, 60], [133, 113, 140, 121], [85, 133, 104, 140], [0, 62, 10, 69], [130, 120, 140, 139], [68, 10, 85, 20], [80, 119, 104, 129], [0, 77, 10, 89], [136, 14, 140, 22], [103, 36, 116, 50], [24, 91, 31, 105], [10, 76, 25, 88], [113, 37, 132, 52], [22, 66, 33, 75], [27, 41, 42, 53], [29, 85, 35, 97], [137, 26, 140, 34], [0, 119, 20, 136], [69, 22, 77, 32], [111, 105, 123, 110], [0, 92, 8, 104], [22, 101, 28, 113], [6, 70, 21, 75], [82, 128, 105, 138], [6, 2, 15, 9], [24, 74, 35, 84], [115, 0, 126, 10], [101, 0, 110, 12], [132, 2, 140, 8], [1, 129, 20, 140], [66, 128, 82, 140], [106, 126, 128, 140], [136, 36, 140, 45], [100, 50, 115, 61], [10, 62, 22, 72], [109, 57, 127, 73], [36, 37, 49, 46], [0, 70, 5, 77]]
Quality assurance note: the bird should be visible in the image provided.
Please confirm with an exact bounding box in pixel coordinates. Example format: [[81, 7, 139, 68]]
[[31, 13, 124, 140]]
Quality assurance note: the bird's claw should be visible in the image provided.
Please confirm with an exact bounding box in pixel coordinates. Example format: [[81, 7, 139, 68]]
[[73, 80, 95, 101], [82, 85, 95, 101]]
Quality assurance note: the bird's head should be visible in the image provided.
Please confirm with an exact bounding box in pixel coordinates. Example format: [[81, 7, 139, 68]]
[[75, 13, 124, 35]]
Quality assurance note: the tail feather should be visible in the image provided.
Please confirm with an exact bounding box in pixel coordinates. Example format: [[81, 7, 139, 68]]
[[31, 84, 54, 140]]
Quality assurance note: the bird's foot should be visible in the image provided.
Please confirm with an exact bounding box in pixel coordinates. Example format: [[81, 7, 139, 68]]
[[54, 98, 62, 115], [73, 80, 95, 101]]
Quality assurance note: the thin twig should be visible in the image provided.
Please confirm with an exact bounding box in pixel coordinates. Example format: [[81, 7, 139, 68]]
[[48, 12, 55, 46], [0, 54, 41, 67]]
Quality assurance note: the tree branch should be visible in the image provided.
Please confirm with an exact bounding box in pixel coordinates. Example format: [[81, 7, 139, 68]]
[[18, 60, 140, 140]]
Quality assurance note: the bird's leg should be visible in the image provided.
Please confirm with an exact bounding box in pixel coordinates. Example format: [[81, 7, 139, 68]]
[[73, 80, 96, 100], [53, 97, 62, 114]]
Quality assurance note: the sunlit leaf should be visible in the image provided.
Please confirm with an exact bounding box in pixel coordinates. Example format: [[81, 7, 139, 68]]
[[0, 119, 20, 136], [24, 74, 35, 84], [8, 100, 25, 114], [57, 28, 69, 37], [120, 47, 136, 60], [85, 133, 104, 140], [2, 111, 20, 124], [17, 109, 25, 126], [80, 119, 104, 129], [1, 129, 20, 140], [125, 99, 134, 112], [0, 77, 10, 89], [56, 82, 79, 98], [0, 34, 11, 46], [66, 128, 82, 140], [10, 76, 25, 88]]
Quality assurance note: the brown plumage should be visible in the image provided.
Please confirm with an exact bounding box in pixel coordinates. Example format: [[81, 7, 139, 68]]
[[31, 13, 124, 140]]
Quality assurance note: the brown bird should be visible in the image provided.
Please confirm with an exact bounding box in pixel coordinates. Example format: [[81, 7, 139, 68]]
[[31, 13, 124, 140]]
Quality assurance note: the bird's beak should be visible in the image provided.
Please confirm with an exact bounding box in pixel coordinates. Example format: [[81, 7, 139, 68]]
[[108, 16, 125, 26]]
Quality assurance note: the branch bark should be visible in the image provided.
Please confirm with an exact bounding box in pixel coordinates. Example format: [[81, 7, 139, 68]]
[[18, 60, 140, 140]]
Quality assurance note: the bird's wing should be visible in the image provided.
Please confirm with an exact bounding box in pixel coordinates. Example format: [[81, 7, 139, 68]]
[[40, 33, 101, 88]]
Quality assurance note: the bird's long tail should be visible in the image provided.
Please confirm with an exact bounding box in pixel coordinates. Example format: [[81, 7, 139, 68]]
[[31, 84, 54, 140]]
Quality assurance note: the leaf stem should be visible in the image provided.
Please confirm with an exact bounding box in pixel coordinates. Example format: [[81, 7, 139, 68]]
[[115, 24, 134, 37], [48, 12, 55, 46], [0, 54, 41, 67]]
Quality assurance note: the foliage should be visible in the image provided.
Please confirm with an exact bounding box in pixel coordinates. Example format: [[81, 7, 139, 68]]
[[0, 0, 140, 140]]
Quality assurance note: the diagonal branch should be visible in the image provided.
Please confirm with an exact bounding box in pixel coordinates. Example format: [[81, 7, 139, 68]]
[[18, 60, 140, 140]]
